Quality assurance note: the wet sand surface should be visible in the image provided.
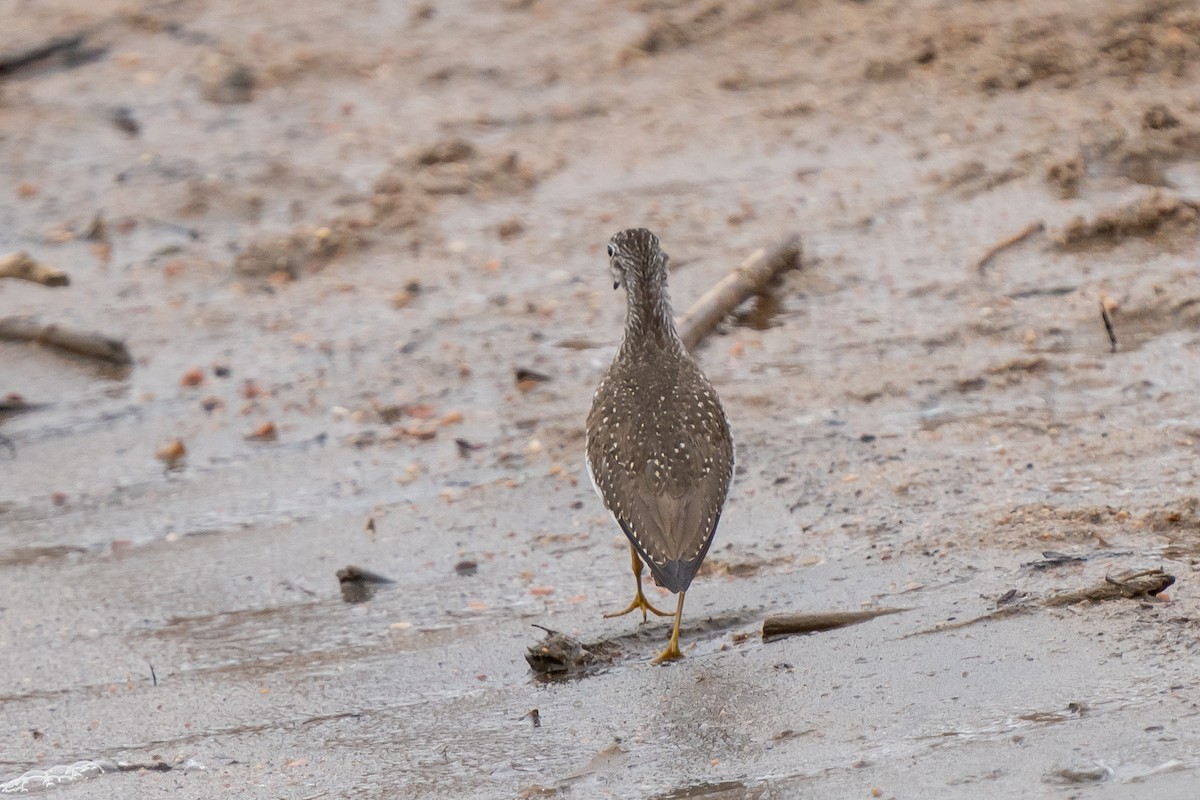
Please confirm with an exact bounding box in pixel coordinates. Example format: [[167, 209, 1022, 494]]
[[3, 0, 1200, 796]]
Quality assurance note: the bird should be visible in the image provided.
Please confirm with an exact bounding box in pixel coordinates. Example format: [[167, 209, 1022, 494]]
[[585, 227, 734, 663]]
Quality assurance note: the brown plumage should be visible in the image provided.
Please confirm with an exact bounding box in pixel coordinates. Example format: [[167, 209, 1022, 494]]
[[586, 228, 734, 661]]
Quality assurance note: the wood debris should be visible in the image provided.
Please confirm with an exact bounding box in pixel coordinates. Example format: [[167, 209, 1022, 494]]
[[906, 568, 1175, 637], [762, 607, 911, 642], [676, 234, 802, 351], [0, 317, 132, 365], [525, 626, 621, 676], [0, 252, 69, 286], [974, 221, 1044, 274]]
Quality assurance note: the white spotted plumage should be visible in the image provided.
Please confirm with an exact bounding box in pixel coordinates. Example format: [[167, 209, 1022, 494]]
[[585, 228, 734, 594]]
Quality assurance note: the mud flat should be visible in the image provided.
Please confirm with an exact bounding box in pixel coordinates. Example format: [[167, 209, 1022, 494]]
[[3, 1, 1200, 797]]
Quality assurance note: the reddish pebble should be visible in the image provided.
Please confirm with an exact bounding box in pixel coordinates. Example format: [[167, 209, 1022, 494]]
[[245, 421, 278, 442], [180, 368, 205, 387]]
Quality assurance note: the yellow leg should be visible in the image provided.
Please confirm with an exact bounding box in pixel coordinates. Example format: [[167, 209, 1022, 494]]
[[651, 592, 686, 664], [604, 544, 672, 621]]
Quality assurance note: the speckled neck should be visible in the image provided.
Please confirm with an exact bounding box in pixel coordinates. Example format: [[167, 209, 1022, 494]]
[[619, 270, 685, 358]]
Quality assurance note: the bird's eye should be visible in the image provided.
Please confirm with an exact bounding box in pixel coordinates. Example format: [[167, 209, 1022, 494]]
[[606, 244, 616, 257]]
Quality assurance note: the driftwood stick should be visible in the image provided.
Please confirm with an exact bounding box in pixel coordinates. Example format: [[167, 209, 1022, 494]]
[[762, 607, 910, 641], [905, 568, 1174, 638], [0, 316, 132, 365], [974, 221, 1044, 274], [677, 234, 802, 351], [0, 252, 70, 287]]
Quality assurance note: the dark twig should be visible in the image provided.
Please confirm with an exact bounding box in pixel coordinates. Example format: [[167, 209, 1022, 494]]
[[0, 32, 104, 78], [1101, 301, 1118, 353]]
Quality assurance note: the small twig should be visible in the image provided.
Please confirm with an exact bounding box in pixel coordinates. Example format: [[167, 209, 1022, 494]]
[[0, 317, 132, 365], [149, 662, 157, 687], [903, 603, 1032, 637], [0, 252, 69, 287], [974, 221, 1045, 274], [0, 33, 88, 77], [762, 607, 910, 642], [676, 234, 802, 351], [1100, 301, 1118, 353]]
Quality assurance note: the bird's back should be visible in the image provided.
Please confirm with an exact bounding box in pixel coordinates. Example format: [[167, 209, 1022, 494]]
[[586, 346, 734, 593]]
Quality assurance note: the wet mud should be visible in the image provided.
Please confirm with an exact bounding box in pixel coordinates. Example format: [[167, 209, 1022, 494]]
[[3, 0, 1200, 797]]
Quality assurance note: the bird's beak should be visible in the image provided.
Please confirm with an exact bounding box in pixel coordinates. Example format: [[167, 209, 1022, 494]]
[[613, 280, 620, 290]]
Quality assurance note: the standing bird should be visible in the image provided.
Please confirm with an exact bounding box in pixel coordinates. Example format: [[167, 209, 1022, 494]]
[[586, 228, 735, 663]]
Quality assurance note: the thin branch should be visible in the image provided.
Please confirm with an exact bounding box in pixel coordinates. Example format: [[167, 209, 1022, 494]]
[[676, 234, 802, 350], [974, 221, 1044, 274]]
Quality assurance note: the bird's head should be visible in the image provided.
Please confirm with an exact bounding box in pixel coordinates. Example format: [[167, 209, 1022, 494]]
[[605, 228, 668, 293]]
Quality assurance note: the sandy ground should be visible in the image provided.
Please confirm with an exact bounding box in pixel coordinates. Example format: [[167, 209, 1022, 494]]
[[3, 0, 1200, 797]]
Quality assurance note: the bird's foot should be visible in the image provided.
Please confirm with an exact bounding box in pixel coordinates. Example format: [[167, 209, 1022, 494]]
[[603, 591, 672, 622], [650, 638, 684, 664]]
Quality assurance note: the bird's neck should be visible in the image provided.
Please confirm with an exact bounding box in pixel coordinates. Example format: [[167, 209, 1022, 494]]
[[620, 278, 684, 356]]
